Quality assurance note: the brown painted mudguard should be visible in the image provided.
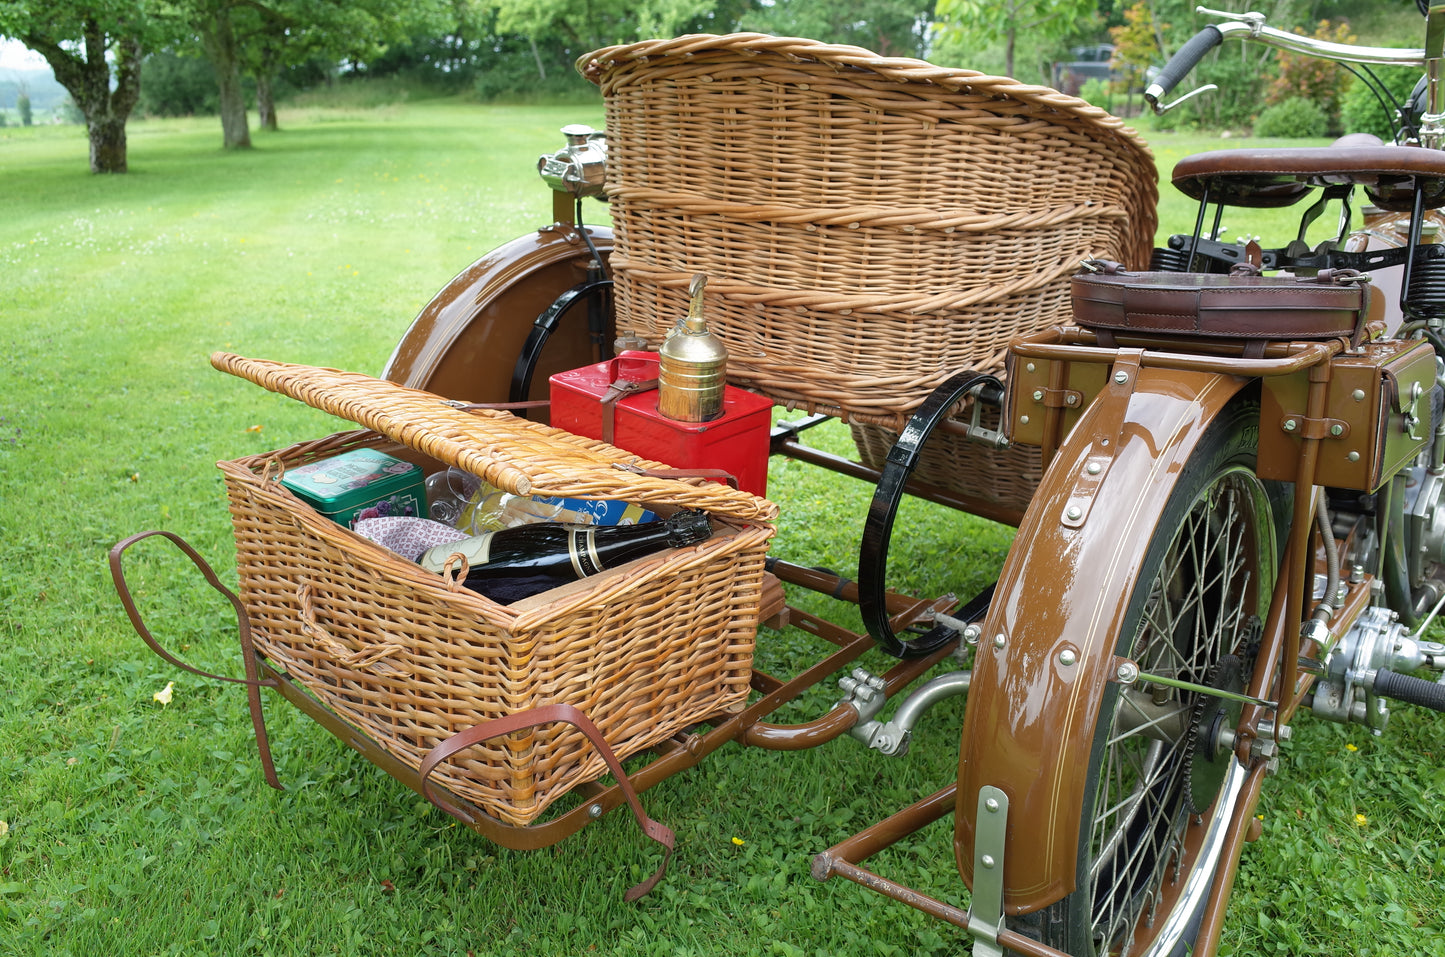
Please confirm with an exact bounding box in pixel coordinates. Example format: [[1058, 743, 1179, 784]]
[[381, 224, 613, 402], [954, 361, 1252, 914]]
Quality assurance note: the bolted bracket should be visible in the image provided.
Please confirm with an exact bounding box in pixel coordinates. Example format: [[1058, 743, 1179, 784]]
[[970, 785, 1009, 957]]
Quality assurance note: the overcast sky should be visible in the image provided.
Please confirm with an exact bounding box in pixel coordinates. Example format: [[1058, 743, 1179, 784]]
[[0, 38, 49, 71]]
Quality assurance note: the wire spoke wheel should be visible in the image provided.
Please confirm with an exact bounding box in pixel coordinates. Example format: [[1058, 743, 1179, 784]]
[[1028, 401, 1281, 956]]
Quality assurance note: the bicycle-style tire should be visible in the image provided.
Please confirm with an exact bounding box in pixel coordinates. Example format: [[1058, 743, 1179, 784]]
[[1023, 399, 1283, 956]]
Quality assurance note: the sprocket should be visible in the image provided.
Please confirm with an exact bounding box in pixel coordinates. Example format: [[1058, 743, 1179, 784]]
[[1185, 654, 1246, 815]]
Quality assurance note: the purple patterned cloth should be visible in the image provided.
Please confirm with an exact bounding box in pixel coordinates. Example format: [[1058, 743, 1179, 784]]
[[354, 516, 469, 562]]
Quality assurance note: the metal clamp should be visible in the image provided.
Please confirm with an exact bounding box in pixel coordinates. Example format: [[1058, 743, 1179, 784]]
[[969, 786, 1009, 957]]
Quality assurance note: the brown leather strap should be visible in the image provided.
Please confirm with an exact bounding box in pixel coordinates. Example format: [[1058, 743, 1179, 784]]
[[599, 378, 659, 445], [419, 703, 676, 900], [108, 530, 282, 790], [611, 460, 740, 490], [445, 399, 551, 412]]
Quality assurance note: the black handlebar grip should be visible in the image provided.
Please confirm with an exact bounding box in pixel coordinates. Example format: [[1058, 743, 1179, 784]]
[[1374, 668, 1445, 713], [1147, 26, 1224, 106]]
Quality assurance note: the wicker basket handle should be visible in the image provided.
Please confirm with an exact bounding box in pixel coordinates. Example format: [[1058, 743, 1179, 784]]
[[295, 579, 409, 671], [108, 529, 282, 790], [419, 703, 675, 901]]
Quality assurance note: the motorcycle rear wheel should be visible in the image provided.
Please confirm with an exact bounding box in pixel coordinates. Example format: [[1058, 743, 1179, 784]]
[[1026, 401, 1280, 956]]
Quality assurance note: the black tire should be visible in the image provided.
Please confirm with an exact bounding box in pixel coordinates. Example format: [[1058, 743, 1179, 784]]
[[1029, 399, 1284, 956]]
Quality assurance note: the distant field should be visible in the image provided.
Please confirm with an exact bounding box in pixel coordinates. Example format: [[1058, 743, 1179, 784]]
[[0, 101, 1438, 957]]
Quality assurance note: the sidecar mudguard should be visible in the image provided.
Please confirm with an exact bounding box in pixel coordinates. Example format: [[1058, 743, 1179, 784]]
[[382, 225, 613, 404]]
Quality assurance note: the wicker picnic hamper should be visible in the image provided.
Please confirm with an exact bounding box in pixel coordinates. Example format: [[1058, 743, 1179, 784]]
[[211, 353, 776, 827], [580, 33, 1158, 431]]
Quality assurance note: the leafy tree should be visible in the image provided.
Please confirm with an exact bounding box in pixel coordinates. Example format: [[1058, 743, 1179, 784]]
[[140, 49, 218, 117], [934, 0, 1098, 78], [198, 0, 252, 146], [494, 0, 718, 57], [1266, 18, 1354, 132], [0, 0, 167, 171], [245, 0, 439, 132], [15, 89, 29, 124], [1340, 63, 1421, 140], [174, 0, 444, 148], [739, 0, 935, 57], [1109, 1, 1159, 105], [342, 0, 489, 87]]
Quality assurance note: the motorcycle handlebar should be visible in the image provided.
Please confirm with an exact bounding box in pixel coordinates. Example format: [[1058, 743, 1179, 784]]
[[1145, 25, 1223, 113], [1142, 12, 1426, 116]]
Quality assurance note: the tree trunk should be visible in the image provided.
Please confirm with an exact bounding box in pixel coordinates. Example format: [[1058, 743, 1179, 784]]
[[25, 18, 142, 173], [199, 3, 252, 149], [216, 62, 251, 148], [256, 34, 284, 133], [257, 73, 277, 131], [89, 116, 129, 173]]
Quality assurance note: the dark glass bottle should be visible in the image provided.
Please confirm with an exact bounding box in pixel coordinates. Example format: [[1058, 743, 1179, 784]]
[[418, 510, 712, 604]]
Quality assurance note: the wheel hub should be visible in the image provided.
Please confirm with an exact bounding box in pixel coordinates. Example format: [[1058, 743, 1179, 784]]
[[1185, 655, 1245, 814]]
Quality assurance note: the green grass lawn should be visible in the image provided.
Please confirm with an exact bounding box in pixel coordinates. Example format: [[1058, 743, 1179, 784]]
[[1, 102, 1442, 956]]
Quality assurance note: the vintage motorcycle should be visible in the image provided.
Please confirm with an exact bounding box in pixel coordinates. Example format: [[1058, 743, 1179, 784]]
[[113, 5, 1445, 956]]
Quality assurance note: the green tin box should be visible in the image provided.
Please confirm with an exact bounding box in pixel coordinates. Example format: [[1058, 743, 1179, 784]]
[[280, 448, 425, 528]]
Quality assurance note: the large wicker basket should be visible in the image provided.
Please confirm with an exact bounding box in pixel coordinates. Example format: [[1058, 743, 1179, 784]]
[[848, 402, 1042, 522], [580, 34, 1157, 428], [212, 353, 776, 827]]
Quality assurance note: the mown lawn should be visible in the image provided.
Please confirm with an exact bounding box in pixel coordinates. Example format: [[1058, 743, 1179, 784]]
[[1, 100, 1441, 956]]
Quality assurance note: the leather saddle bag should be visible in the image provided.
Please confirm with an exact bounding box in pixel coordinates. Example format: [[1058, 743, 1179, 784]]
[[1071, 267, 1376, 347]]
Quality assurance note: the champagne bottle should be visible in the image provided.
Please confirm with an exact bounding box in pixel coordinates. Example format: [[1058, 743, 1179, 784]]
[[418, 509, 713, 604]]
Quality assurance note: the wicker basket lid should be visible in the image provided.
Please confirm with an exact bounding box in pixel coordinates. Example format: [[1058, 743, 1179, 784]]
[[212, 352, 778, 524], [580, 32, 1148, 140]]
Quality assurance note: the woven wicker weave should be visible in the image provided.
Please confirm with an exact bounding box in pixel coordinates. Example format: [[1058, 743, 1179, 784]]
[[849, 402, 1042, 518], [213, 353, 775, 826], [581, 33, 1157, 427]]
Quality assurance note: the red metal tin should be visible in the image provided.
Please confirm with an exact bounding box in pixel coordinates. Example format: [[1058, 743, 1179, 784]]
[[550, 351, 773, 497]]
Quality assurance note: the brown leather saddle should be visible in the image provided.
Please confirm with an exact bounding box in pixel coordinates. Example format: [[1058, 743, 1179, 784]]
[[1170, 138, 1445, 212]]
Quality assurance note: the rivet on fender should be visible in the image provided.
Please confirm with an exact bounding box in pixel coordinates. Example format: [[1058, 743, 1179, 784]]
[[1061, 452, 1112, 528]]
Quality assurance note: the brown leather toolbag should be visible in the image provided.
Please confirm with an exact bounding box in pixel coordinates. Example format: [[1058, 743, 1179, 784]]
[[1071, 267, 1375, 346]]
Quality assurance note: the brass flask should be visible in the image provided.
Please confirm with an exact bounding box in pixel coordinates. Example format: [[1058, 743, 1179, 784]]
[[657, 274, 728, 421]]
